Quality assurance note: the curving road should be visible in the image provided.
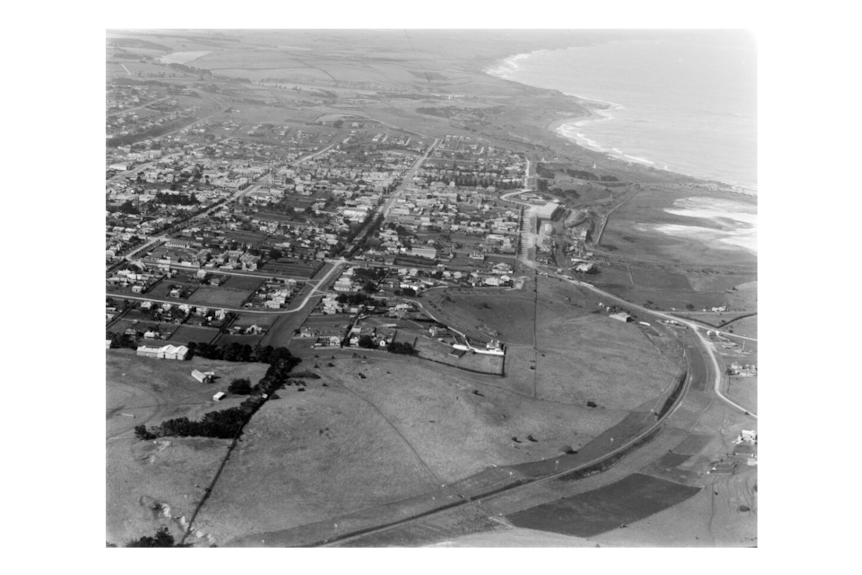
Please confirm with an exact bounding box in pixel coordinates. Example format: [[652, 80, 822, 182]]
[[564, 277, 757, 419]]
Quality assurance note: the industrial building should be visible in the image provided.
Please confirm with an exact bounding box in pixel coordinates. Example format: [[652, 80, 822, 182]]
[[535, 201, 562, 221]]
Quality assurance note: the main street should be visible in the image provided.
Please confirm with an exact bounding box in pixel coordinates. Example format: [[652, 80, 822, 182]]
[[381, 138, 440, 219]]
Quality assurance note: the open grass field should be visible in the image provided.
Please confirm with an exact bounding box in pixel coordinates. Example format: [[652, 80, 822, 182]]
[[605, 470, 757, 547], [725, 315, 757, 339], [506, 473, 701, 538], [107, 436, 229, 546], [222, 274, 266, 292], [260, 260, 321, 278], [413, 336, 504, 375], [629, 267, 693, 291], [603, 283, 728, 312], [639, 451, 703, 485], [214, 333, 265, 347], [107, 350, 271, 439], [316, 359, 614, 480], [190, 350, 633, 544], [144, 280, 197, 301], [187, 286, 252, 308], [591, 263, 633, 289], [424, 291, 536, 345], [167, 324, 220, 345], [192, 381, 441, 544], [106, 351, 272, 545], [724, 281, 757, 311], [687, 272, 757, 293], [726, 376, 757, 414], [533, 278, 685, 410], [232, 313, 280, 328]]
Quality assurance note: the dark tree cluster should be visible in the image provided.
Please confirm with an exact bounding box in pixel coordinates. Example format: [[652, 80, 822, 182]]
[[124, 527, 186, 548], [107, 332, 137, 349], [115, 200, 140, 215], [387, 341, 416, 355], [155, 191, 199, 206], [351, 266, 387, 282], [187, 342, 294, 364], [335, 292, 371, 306], [227, 378, 253, 395]]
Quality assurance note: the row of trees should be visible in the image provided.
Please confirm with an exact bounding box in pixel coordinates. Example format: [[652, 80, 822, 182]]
[[134, 355, 299, 441], [155, 191, 199, 206], [187, 342, 294, 364]]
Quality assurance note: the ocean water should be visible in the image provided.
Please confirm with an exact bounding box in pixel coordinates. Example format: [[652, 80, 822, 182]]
[[487, 31, 757, 190]]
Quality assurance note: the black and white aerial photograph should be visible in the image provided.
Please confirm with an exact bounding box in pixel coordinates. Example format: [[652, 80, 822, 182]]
[[102, 25, 761, 550]]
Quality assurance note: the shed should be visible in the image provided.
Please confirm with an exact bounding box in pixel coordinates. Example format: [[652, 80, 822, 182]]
[[609, 312, 634, 323], [192, 369, 214, 383], [213, 391, 226, 401]]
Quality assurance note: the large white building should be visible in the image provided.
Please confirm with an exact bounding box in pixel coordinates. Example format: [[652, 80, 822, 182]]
[[136, 344, 190, 360], [535, 201, 562, 221]]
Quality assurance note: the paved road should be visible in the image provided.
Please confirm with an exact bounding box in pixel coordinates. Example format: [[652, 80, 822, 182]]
[[108, 258, 347, 315], [295, 139, 339, 164], [161, 263, 324, 283], [380, 138, 440, 219], [108, 97, 171, 117]]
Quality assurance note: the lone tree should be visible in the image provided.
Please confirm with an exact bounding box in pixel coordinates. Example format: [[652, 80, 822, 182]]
[[228, 378, 253, 395], [387, 341, 416, 356]]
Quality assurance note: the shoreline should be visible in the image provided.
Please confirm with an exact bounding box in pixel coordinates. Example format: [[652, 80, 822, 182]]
[[485, 51, 758, 196]]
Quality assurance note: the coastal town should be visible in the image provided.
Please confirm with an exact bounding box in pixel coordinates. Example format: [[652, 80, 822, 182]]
[[105, 30, 758, 550], [105, 86, 611, 361]]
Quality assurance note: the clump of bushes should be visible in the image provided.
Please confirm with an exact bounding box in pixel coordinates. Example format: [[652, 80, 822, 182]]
[[387, 341, 416, 355], [228, 378, 252, 395], [124, 527, 186, 547]]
